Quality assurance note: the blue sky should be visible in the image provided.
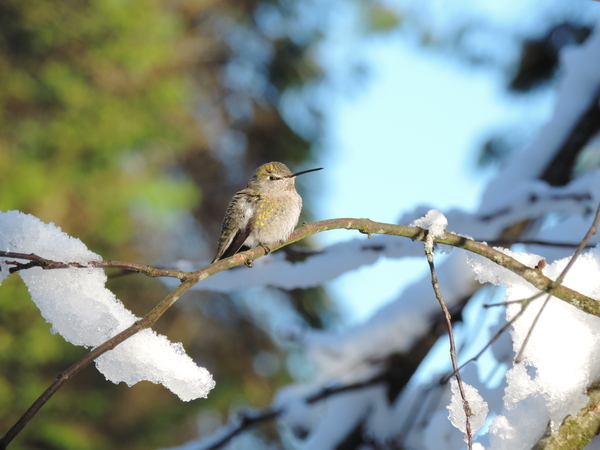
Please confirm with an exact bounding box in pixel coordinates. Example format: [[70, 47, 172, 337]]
[[310, 7, 560, 324]]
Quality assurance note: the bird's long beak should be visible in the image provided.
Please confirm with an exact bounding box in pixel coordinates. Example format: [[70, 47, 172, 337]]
[[288, 167, 323, 178]]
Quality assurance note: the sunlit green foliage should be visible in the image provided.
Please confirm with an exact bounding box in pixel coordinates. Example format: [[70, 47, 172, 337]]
[[0, 1, 202, 448], [0, 0, 198, 258], [0, 0, 329, 447]]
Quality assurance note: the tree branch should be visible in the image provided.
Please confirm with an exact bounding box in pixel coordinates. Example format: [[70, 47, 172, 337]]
[[515, 203, 600, 362], [2, 219, 600, 316], [2, 217, 600, 448], [3, 220, 599, 317], [486, 239, 596, 249], [283, 219, 600, 317], [424, 233, 473, 448], [0, 251, 187, 279], [532, 377, 600, 450]]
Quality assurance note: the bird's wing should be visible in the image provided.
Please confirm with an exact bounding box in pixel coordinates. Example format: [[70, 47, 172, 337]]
[[212, 190, 259, 262]]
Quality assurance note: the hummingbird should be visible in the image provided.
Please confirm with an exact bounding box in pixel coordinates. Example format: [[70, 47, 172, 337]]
[[212, 161, 323, 263]]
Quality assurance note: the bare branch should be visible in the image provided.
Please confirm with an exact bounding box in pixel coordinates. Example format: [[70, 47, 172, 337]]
[[201, 408, 282, 450], [486, 239, 596, 248], [441, 304, 526, 384], [284, 219, 600, 317], [423, 232, 473, 448], [446, 204, 600, 377], [516, 203, 600, 362], [0, 251, 187, 279], [2, 217, 600, 447], [3, 220, 600, 316]]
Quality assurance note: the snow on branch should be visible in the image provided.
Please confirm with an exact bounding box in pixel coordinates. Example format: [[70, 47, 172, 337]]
[[3, 204, 600, 449], [0, 211, 215, 402]]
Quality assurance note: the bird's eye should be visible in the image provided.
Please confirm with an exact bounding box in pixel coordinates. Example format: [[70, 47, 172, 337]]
[[269, 176, 277, 181]]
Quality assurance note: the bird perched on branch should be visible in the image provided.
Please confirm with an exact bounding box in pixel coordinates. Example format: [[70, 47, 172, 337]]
[[212, 161, 322, 263]]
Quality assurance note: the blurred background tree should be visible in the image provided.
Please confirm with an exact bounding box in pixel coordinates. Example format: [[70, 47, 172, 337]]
[[1, 0, 598, 448], [0, 0, 330, 448]]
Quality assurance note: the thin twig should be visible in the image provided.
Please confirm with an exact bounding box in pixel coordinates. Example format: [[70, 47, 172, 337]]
[[306, 373, 388, 403], [443, 290, 549, 382], [202, 408, 283, 450], [483, 291, 546, 308], [0, 251, 187, 279], [486, 239, 596, 249], [514, 297, 551, 364], [424, 232, 473, 449], [442, 305, 527, 384], [515, 204, 600, 362], [451, 204, 600, 373]]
